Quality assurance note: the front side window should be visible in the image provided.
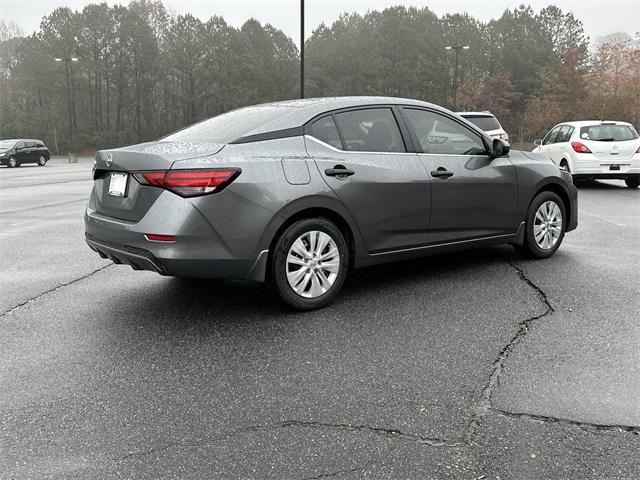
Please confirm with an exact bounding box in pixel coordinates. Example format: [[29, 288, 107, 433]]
[[404, 108, 486, 155], [333, 108, 406, 153], [542, 127, 561, 145], [579, 124, 639, 141], [308, 115, 342, 149]]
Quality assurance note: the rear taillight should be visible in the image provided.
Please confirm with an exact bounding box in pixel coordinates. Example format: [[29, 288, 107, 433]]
[[571, 142, 592, 153], [133, 168, 241, 197]]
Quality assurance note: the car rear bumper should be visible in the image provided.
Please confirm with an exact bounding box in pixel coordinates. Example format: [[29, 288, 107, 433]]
[[84, 188, 269, 281]]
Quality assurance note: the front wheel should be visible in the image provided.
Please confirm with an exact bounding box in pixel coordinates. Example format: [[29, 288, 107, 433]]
[[268, 218, 349, 310], [514, 191, 566, 259], [37, 155, 47, 166], [625, 175, 640, 188], [8, 156, 17, 168]]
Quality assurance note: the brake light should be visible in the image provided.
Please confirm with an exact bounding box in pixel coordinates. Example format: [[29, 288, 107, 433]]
[[571, 142, 592, 153], [133, 168, 241, 197]]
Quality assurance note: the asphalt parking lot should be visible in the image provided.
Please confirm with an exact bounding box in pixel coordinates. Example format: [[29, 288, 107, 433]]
[[1, 156, 639, 479]]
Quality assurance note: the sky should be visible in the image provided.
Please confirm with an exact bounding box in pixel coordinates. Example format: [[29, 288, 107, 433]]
[[1, 0, 638, 47]]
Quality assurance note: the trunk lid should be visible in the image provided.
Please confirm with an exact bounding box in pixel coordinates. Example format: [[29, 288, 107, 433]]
[[583, 140, 638, 163], [93, 141, 224, 222]]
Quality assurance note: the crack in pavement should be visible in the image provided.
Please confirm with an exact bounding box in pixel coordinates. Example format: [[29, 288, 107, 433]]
[[489, 407, 640, 435], [0, 263, 112, 318], [115, 420, 463, 463], [465, 260, 555, 443]]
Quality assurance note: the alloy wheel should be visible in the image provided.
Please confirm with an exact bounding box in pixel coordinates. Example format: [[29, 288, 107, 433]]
[[533, 200, 563, 250], [286, 230, 340, 298]]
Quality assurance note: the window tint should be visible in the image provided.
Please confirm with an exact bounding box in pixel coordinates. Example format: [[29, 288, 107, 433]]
[[36, 142, 45, 148], [333, 108, 406, 152], [404, 108, 486, 155], [462, 115, 501, 131], [579, 124, 639, 141], [542, 127, 561, 145], [25, 141, 36, 148], [557, 125, 573, 143], [15, 141, 25, 149], [308, 115, 342, 149]]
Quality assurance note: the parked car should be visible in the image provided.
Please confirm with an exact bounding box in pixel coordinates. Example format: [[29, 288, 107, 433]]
[[532, 121, 640, 188], [0, 139, 50, 167], [85, 97, 577, 310], [457, 111, 509, 143]]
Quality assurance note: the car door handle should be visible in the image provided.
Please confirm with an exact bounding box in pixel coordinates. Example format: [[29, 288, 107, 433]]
[[325, 165, 355, 178], [431, 168, 454, 179]]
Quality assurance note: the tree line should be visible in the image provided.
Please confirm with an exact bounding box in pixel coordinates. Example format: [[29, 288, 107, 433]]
[[0, 1, 638, 153]]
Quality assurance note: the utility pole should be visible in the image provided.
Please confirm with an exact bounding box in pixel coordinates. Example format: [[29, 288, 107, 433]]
[[300, 0, 305, 99], [55, 57, 79, 158], [445, 45, 469, 111]]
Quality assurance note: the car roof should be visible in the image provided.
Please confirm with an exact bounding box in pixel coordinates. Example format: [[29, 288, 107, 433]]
[[555, 120, 633, 127], [237, 96, 457, 136], [456, 111, 495, 117]]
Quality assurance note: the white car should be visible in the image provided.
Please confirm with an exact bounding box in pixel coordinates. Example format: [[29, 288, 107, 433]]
[[457, 111, 509, 142], [533, 121, 640, 188]]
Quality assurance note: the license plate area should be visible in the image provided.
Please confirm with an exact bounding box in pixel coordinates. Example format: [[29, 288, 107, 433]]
[[108, 172, 129, 197], [609, 164, 620, 171]]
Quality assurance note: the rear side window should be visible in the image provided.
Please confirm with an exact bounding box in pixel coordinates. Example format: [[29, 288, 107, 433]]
[[557, 125, 574, 143], [404, 108, 486, 155], [333, 108, 406, 153], [579, 124, 639, 141], [463, 115, 501, 131], [36, 142, 45, 148], [308, 116, 342, 149]]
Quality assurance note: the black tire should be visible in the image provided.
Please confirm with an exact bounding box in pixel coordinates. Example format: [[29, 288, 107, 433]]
[[268, 217, 349, 310], [37, 155, 47, 166], [625, 175, 640, 188], [8, 156, 17, 168], [514, 191, 566, 259]]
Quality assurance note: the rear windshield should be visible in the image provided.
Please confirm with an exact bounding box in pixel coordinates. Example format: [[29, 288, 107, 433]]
[[162, 105, 293, 143], [462, 115, 501, 131], [579, 124, 639, 142]]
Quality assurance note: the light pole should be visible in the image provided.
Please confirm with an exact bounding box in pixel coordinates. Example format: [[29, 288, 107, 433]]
[[445, 45, 469, 110], [300, 0, 305, 99], [54, 57, 79, 156]]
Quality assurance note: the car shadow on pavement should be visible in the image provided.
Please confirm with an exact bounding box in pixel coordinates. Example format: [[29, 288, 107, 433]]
[[574, 179, 629, 190], [125, 246, 510, 327]]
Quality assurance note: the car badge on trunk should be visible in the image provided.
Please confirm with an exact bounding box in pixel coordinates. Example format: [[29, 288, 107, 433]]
[[105, 152, 113, 167]]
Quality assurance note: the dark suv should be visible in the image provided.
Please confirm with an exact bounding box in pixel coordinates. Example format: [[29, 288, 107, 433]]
[[0, 139, 50, 167]]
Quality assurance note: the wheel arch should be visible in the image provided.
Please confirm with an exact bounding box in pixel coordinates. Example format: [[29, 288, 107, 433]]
[[531, 180, 572, 228]]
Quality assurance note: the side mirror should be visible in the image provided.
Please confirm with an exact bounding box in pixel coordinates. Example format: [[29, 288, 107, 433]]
[[491, 138, 510, 159], [533, 139, 543, 146]]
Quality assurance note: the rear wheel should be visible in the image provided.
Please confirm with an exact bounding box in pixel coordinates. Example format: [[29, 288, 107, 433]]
[[625, 175, 640, 188], [37, 155, 47, 166], [269, 218, 349, 310], [514, 191, 566, 259], [8, 156, 17, 168]]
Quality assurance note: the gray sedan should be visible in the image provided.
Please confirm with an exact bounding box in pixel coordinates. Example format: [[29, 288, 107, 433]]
[[85, 97, 578, 309]]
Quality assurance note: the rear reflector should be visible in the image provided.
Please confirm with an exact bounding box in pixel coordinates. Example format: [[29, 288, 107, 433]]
[[145, 234, 175, 242], [133, 168, 241, 197], [571, 142, 592, 153]]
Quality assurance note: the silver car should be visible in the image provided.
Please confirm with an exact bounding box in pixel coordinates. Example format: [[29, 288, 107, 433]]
[[85, 97, 578, 309]]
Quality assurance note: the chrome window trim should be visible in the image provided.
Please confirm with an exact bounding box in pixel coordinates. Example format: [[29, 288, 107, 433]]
[[305, 135, 490, 159], [304, 135, 413, 156]]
